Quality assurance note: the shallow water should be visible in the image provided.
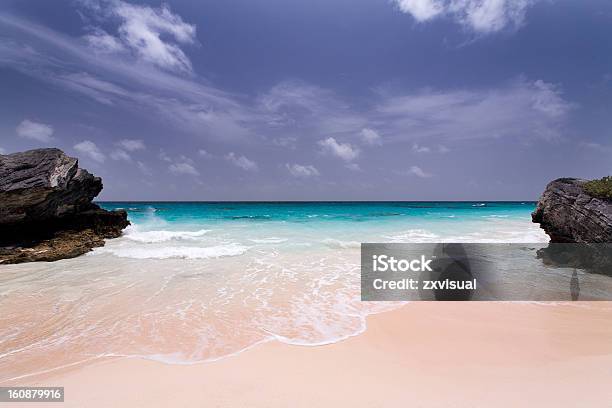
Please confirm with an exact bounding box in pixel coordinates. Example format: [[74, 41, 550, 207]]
[[0, 202, 552, 382]]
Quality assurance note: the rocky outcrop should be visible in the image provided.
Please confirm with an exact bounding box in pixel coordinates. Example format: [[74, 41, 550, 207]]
[[532, 178, 612, 243], [0, 148, 129, 264]]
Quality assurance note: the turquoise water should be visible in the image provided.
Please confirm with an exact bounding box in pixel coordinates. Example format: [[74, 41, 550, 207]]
[[100, 201, 537, 224], [96, 202, 547, 256]]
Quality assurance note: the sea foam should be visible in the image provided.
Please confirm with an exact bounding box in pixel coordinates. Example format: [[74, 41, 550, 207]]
[[98, 243, 249, 259], [249, 237, 288, 244], [124, 227, 210, 243], [322, 238, 361, 249]]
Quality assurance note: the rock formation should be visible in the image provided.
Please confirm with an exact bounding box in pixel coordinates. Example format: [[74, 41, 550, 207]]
[[0, 148, 129, 264], [532, 178, 612, 243], [533, 178, 612, 275]]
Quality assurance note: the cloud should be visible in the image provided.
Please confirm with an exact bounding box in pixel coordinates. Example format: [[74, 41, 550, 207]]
[[82, 0, 197, 73], [258, 79, 571, 150], [345, 163, 362, 172], [394, 0, 444, 21], [110, 149, 131, 161], [198, 149, 212, 158], [160, 152, 199, 175], [0, 13, 573, 154], [530, 80, 570, 117], [74, 140, 105, 162], [272, 136, 298, 149], [54, 72, 129, 105], [393, 0, 538, 33], [581, 142, 603, 149], [158, 149, 172, 162], [360, 128, 382, 145], [581, 142, 612, 153], [375, 78, 572, 142], [16, 119, 54, 142], [412, 143, 450, 153], [318, 137, 360, 161], [286, 163, 320, 177], [225, 152, 258, 171], [258, 81, 366, 136], [259, 81, 336, 119], [83, 28, 125, 53], [412, 143, 431, 153], [136, 160, 153, 176], [0, 147, 5, 154], [110, 139, 145, 161], [407, 165, 433, 178], [169, 161, 199, 176], [117, 138, 145, 151], [0, 15, 251, 141]]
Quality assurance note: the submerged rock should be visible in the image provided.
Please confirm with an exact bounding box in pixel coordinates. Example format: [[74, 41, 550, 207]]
[[0, 148, 129, 264]]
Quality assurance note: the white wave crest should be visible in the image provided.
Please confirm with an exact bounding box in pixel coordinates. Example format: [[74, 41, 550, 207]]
[[383, 229, 439, 243], [322, 239, 361, 249], [100, 243, 249, 259], [249, 237, 288, 244], [124, 227, 210, 243]]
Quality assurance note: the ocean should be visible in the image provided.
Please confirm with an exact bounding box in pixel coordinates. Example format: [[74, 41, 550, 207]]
[[0, 202, 550, 382]]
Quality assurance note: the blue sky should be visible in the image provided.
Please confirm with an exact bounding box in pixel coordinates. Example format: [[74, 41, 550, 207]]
[[1, 0, 611, 200]]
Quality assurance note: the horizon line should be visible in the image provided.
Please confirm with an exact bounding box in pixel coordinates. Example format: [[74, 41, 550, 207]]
[[95, 200, 538, 203]]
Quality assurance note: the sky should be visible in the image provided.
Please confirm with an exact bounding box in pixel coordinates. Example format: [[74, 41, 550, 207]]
[[1, 0, 611, 200]]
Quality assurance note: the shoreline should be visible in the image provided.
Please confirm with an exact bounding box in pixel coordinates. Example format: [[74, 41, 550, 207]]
[[8, 302, 612, 407], [0, 302, 404, 385]]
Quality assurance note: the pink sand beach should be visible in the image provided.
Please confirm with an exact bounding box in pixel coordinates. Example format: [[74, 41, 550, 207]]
[[7, 302, 612, 408]]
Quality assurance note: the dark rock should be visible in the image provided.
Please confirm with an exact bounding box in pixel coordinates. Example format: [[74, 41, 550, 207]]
[[0, 148, 129, 264], [533, 178, 612, 276], [0, 148, 102, 224], [0, 230, 106, 264], [532, 178, 612, 243]]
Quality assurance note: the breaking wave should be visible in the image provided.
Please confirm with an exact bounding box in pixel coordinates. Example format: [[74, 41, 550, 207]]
[[124, 227, 210, 243], [96, 243, 249, 259]]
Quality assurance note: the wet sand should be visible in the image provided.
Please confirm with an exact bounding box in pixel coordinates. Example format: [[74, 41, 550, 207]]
[[8, 302, 612, 407]]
